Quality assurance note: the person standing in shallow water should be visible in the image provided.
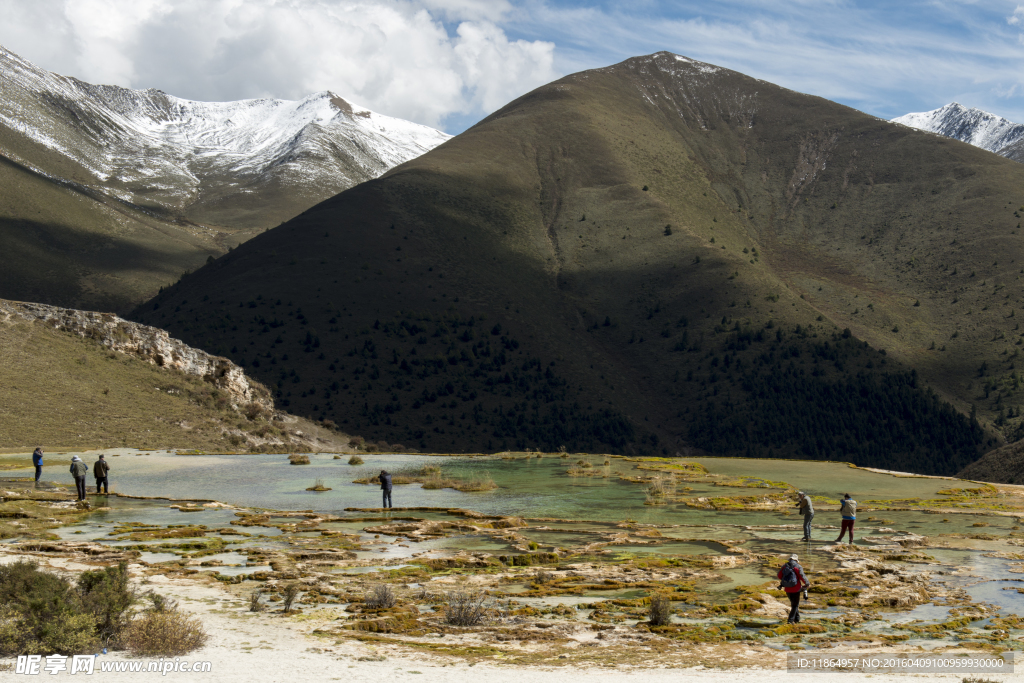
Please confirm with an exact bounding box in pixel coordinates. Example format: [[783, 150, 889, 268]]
[[777, 554, 809, 624], [797, 491, 814, 541], [380, 470, 393, 509], [835, 493, 856, 544], [32, 448, 43, 483], [69, 455, 88, 500], [94, 454, 110, 495]]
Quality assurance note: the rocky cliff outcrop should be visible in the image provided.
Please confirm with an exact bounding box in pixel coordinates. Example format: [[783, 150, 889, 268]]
[[0, 299, 272, 411]]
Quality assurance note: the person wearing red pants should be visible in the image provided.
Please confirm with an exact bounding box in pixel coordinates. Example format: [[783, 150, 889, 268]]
[[835, 493, 857, 544]]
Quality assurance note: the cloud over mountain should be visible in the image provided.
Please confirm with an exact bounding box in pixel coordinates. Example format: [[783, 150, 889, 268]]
[[0, 0, 556, 129]]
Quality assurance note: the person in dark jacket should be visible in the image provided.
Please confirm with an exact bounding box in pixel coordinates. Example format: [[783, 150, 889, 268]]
[[69, 456, 88, 500], [380, 470, 393, 509], [777, 554, 809, 624], [94, 454, 110, 495], [32, 447, 43, 483]]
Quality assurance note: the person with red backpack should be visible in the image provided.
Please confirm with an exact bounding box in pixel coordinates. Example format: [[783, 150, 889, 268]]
[[777, 554, 809, 623]]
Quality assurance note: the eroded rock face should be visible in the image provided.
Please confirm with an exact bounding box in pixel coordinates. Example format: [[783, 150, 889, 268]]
[[0, 299, 272, 411]]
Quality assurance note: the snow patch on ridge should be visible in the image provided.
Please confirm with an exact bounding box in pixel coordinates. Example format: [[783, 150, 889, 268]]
[[892, 103, 1024, 157], [0, 44, 451, 214]]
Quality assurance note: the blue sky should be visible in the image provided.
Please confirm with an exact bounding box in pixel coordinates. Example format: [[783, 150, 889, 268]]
[[481, 0, 1024, 134], [2, 0, 1023, 134]]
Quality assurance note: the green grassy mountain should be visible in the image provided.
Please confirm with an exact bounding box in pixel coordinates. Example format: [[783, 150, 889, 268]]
[[133, 52, 1024, 474], [0, 299, 349, 452]]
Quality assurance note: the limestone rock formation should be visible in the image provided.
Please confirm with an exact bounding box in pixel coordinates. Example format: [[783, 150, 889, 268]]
[[0, 298, 271, 411]]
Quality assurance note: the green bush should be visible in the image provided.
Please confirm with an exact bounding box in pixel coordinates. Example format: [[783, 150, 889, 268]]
[[78, 563, 136, 640], [0, 561, 101, 655], [0, 560, 143, 656]]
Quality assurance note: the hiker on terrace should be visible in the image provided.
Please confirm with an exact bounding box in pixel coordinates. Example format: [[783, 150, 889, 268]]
[[835, 493, 856, 544], [32, 447, 43, 483], [796, 491, 814, 541], [69, 456, 88, 500], [380, 470, 393, 509], [94, 454, 110, 495], [777, 553, 809, 624]]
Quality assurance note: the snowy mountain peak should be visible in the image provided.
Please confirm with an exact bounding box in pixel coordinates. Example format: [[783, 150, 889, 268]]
[[0, 44, 450, 229], [892, 103, 1024, 158]]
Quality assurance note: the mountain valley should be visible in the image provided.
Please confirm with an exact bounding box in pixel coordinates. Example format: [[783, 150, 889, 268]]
[[133, 52, 1024, 475]]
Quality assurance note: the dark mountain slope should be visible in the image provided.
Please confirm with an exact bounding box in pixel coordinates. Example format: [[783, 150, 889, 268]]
[[0, 44, 446, 312], [135, 53, 1024, 474]]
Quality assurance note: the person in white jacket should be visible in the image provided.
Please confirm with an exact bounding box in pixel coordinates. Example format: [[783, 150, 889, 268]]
[[69, 455, 88, 500]]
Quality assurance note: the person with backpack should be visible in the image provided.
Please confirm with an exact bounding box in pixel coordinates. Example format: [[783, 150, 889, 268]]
[[379, 470, 393, 509], [93, 454, 110, 495], [796, 491, 814, 541], [835, 493, 857, 544], [777, 554, 809, 623], [32, 447, 43, 483], [69, 455, 88, 500]]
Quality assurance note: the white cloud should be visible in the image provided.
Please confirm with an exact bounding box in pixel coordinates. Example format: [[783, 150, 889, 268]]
[[0, 0, 555, 130], [1009, 5, 1024, 25], [508, 0, 1024, 124]]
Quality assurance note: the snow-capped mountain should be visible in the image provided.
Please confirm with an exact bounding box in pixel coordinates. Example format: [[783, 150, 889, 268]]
[[0, 44, 450, 230], [892, 103, 1024, 162]]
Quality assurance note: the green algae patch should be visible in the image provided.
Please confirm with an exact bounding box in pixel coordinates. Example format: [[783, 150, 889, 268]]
[[643, 623, 732, 643], [341, 607, 430, 636], [365, 637, 509, 659], [352, 465, 498, 492], [0, 480, 85, 540], [762, 622, 828, 636], [110, 525, 209, 540]]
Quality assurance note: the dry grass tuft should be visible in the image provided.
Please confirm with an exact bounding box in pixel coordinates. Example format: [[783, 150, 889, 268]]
[[305, 477, 331, 491], [457, 472, 497, 492], [122, 609, 208, 656], [288, 454, 311, 465], [444, 591, 486, 626], [281, 583, 300, 613], [365, 584, 397, 609], [649, 594, 672, 626], [348, 454, 364, 465], [644, 476, 673, 505], [248, 588, 265, 612]]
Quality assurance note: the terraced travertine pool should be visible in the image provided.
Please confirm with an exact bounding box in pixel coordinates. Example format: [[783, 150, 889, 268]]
[[2, 449, 1023, 664]]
